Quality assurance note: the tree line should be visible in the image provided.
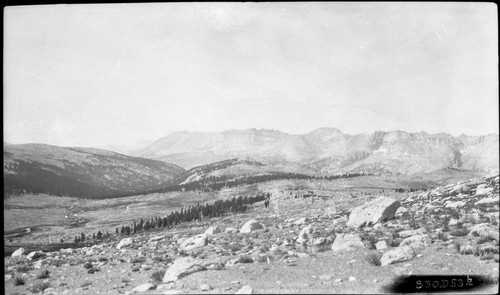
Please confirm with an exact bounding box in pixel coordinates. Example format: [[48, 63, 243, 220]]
[[73, 192, 271, 244]]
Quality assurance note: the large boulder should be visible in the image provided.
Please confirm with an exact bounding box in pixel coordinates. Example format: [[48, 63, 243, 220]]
[[346, 197, 400, 228], [179, 234, 208, 251], [240, 220, 264, 233], [380, 246, 416, 266], [11, 247, 25, 258], [116, 238, 134, 250], [331, 233, 365, 253], [163, 257, 206, 283]]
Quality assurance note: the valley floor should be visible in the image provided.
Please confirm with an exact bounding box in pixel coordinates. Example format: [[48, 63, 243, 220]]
[[4, 174, 499, 294]]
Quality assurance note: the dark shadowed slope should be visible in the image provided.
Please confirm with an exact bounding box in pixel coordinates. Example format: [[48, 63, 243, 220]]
[[4, 143, 185, 198]]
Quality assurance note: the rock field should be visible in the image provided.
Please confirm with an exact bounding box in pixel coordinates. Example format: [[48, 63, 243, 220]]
[[4, 174, 499, 294]]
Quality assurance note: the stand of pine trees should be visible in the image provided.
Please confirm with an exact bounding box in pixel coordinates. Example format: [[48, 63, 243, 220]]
[[73, 192, 271, 244]]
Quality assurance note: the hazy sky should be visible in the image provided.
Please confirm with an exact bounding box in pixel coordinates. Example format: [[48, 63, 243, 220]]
[[4, 2, 498, 147]]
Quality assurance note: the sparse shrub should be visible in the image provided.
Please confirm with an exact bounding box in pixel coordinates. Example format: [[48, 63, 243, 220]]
[[477, 235, 496, 244], [81, 281, 92, 287], [237, 255, 254, 263], [387, 236, 401, 247], [436, 231, 448, 241], [450, 228, 470, 237], [50, 259, 65, 267], [473, 246, 481, 256], [28, 281, 50, 293], [453, 241, 461, 252], [15, 265, 33, 273], [36, 270, 50, 279], [480, 254, 494, 260], [151, 269, 166, 283], [365, 252, 382, 266], [361, 234, 378, 250], [460, 245, 473, 255], [490, 216, 498, 226], [98, 257, 108, 262], [13, 276, 25, 286], [83, 261, 93, 269], [131, 257, 146, 264]]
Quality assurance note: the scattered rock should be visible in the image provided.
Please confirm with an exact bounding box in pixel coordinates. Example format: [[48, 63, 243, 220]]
[[334, 278, 343, 284], [400, 234, 432, 250], [398, 227, 427, 238], [294, 217, 310, 226], [179, 234, 208, 251], [204, 226, 222, 235], [131, 283, 155, 293], [163, 257, 206, 283], [235, 285, 254, 294], [331, 233, 365, 253], [11, 247, 25, 258], [240, 220, 264, 233], [296, 225, 315, 245], [346, 197, 400, 228], [375, 240, 388, 250], [199, 283, 213, 291], [380, 246, 416, 266], [225, 227, 239, 234], [117, 238, 134, 250], [475, 196, 499, 206]]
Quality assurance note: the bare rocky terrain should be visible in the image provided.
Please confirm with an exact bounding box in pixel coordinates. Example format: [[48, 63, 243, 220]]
[[4, 173, 499, 294]]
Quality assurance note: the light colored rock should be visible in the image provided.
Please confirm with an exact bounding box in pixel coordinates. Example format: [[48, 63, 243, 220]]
[[11, 247, 25, 258], [449, 218, 459, 226], [331, 233, 365, 253], [27, 251, 44, 261], [380, 246, 416, 266], [392, 267, 408, 277], [375, 240, 388, 250], [199, 283, 212, 291], [235, 285, 254, 294], [349, 276, 356, 282], [179, 234, 208, 251], [476, 185, 493, 196], [475, 196, 499, 206], [346, 197, 400, 228], [400, 234, 432, 250], [240, 220, 264, 233], [148, 235, 164, 243], [294, 217, 310, 225], [313, 237, 327, 246], [204, 226, 222, 235], [297, 225, 314, 244], [163, 257, 206, 283], [445, 201, 466, 209], [332, 216, 348, 225], [398, 227, 427, 238], [33, 260, 43, 269], [334, 278, 343, 284], [116, 238, 134, 250], [395, 206, 409, 217], [131, 283, 155, 293]]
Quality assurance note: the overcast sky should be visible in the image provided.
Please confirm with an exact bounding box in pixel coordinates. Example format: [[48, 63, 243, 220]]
[[4, 2, 498, 147]]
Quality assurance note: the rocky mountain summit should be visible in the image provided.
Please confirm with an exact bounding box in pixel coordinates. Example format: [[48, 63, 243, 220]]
[[133, 128, 499, 174], [4, 174, 499, 294]]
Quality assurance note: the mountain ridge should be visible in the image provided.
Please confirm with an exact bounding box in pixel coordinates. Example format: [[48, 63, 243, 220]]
[[132, 128, 499, 174]]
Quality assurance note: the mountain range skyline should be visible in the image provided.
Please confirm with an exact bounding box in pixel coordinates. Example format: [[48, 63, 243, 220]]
[[4, 126, 499, 149], [4, 3, 498, 147]]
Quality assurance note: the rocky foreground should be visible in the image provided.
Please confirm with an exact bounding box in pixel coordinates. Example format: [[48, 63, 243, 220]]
[[4, 174, 500, 294]]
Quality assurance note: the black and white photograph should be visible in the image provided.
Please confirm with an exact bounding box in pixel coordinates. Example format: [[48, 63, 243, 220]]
[[3, 2, 499, 294]]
